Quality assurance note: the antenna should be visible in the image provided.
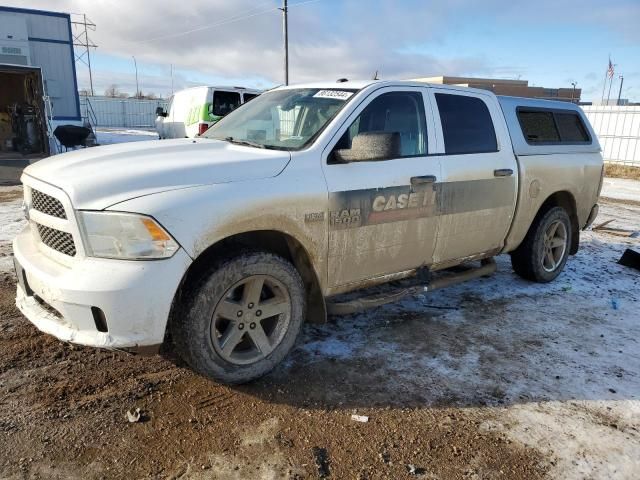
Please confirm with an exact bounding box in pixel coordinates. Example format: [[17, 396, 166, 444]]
[[372, 70, 379, 80]]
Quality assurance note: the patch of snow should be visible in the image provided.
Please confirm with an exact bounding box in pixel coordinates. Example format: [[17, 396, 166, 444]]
[[288, 201, 640, 478], [602, 177, 640, 203], [498, 401, 640, 479], [0, 187, 25, 275], [95, 127, 158, 145]]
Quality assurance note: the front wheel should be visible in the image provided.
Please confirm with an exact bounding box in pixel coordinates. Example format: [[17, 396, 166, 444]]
[[171, 251, 306, 384], [510, 206, 572, 283]]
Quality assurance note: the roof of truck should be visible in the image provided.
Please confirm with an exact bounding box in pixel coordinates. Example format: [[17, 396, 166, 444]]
[[276, 79, 498, 96], [276, 80, 601, 155], [497, 95, 585, 113]]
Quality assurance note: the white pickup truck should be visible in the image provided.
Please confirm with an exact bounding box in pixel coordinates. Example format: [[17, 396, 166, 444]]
[[13, 80, 603, 383]]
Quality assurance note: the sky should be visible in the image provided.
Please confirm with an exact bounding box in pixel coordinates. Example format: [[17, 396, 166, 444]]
[[7, 0, 640, 101]]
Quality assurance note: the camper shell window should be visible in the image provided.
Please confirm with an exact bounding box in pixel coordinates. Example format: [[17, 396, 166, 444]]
[[517, 107, 591, 145]]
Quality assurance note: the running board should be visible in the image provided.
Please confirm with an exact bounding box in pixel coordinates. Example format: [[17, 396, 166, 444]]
[[326, 258, 497, 315]]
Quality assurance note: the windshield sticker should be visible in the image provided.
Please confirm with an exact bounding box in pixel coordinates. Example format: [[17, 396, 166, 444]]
[[313, 90, 354, 100]]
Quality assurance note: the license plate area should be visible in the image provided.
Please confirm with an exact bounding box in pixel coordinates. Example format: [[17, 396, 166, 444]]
[[13, 257, 34, 297]]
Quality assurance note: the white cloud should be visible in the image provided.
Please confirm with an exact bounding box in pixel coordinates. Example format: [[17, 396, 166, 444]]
[[6, 0, 638, 98]]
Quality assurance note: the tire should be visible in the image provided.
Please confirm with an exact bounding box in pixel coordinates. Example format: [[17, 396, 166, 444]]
[[171, 251, 306, 384], [510, 206, 572, 283]]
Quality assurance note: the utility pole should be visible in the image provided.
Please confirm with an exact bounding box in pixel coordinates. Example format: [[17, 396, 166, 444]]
[[71, 14, 97, 96], [132, 56, 140, 98], [617, 75, 624, 106], [170, 64, 174, 96], [279, 0, 289, 85]]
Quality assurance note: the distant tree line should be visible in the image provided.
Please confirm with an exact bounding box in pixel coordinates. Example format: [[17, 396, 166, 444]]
[[78, 85, 160, 100]]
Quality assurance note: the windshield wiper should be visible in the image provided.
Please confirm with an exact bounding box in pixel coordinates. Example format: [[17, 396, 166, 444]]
[[223, 136, 266, 149]]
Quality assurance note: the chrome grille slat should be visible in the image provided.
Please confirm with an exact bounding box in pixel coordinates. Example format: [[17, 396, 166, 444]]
[[36, 224, 77, 257], [26, 185, 79, 259], [31, 189, 66, 219]]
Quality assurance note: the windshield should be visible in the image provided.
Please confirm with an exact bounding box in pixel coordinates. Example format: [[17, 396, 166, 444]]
[[203, 88, 358, 150]]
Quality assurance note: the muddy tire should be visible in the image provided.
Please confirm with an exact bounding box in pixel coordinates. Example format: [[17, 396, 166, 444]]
[[510, 206, 572, 283], [171, 251, 306, 384]]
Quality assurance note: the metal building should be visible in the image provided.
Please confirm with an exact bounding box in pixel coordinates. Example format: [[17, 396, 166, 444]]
[[0, 5, 81, 164], [0, 5, 80, 122]]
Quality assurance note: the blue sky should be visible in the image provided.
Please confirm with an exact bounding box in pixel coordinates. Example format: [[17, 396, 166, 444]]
[[10, 0, 640, 101]]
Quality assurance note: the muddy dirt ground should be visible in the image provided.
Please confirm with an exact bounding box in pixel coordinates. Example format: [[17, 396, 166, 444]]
[[0, 282, 546, 480], [0, 188, 639, 479]]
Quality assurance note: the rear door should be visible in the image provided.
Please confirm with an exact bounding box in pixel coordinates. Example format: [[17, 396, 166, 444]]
[[170, 90, 190, 138], [212, 90, 242, 122], [322, 86, 441, 287], [428, 89, 518, 265]]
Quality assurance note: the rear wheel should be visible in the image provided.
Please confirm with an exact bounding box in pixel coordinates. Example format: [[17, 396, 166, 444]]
[[510, 206, 572, 283], [172, 251, 306, 384]]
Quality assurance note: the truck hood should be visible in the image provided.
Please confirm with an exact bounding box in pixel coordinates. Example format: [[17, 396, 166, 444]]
[[24, 138, 291, 209]]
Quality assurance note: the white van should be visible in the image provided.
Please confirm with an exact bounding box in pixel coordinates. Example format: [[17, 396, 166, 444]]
[[155, 86, 260, 139]]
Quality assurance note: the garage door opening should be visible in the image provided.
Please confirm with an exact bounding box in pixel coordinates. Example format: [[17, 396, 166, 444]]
[[0, 65, 49, 161]]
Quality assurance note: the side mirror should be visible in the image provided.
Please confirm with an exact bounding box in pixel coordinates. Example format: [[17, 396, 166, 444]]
[[156, 107, 167, 117], [332, 131, 401, 163]]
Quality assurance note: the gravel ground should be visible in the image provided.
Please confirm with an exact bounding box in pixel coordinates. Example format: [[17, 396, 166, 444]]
[[0, 183, 638, 479]]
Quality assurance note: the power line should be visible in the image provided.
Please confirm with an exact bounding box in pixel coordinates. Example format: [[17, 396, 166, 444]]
[[139, 0, 321, 45], [140, 4, 279, 44]]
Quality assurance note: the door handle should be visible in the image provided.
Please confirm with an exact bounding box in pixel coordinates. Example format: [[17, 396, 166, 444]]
[[494, 169, 514, 177], [410, 175, 437, 186]]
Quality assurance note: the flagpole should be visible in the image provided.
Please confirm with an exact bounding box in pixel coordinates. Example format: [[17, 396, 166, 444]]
[[607, 75, 614, 105], [601, 69, 608, 103]]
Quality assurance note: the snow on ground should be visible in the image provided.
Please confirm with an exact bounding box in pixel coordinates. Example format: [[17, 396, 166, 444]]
[[0, 186, 24, 274], [95, 127, 158, 145], [0, 179, 639, 478], [602, 177, 640, 203], [286, 198, 640, 479]]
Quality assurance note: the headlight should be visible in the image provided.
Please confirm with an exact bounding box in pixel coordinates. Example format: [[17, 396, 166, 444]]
[[78, 211, 179, 260]]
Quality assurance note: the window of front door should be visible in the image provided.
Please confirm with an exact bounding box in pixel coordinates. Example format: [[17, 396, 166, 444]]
[[332, 91, 428, 160]]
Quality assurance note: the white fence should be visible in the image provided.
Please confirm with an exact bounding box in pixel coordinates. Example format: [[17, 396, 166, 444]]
[[79, 96, 169, 129], [583, 106, 640, 167]]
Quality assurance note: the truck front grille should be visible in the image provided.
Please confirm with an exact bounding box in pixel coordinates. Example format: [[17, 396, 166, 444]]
[[31, 189, 67, 219], [35, 224, 77, 257]]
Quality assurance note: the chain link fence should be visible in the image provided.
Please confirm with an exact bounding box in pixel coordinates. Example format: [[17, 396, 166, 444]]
[[583, 106, 640, 167], [79, 96, 169, 129]]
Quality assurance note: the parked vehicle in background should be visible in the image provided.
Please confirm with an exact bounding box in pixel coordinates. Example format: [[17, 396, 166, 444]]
[[155, 86, 260, 139], [14, 80, 603, 384]]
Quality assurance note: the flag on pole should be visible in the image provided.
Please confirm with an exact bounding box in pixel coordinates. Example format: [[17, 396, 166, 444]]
[[608, 57, 615, 78]]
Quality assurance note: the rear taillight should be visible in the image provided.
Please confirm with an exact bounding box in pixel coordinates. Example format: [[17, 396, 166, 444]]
[[198, 123, 209, 135]]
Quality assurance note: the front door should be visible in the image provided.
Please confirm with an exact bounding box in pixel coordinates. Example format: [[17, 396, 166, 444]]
[[321, 87, 441, 288]]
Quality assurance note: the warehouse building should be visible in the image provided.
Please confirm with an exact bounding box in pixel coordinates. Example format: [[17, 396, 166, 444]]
[[413, 76, 582, 103]]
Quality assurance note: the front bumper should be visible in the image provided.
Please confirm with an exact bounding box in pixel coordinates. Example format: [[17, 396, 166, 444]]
[[13, 225, 191, 349]]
